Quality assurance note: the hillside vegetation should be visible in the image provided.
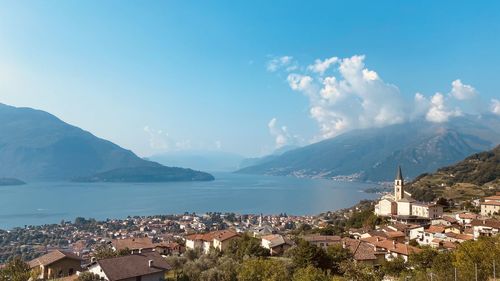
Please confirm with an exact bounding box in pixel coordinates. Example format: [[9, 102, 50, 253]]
[[407, 145, 500, 201]]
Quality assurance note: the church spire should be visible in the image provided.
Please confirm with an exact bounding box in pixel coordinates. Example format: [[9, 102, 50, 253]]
[[396, 165, 403, 181], [394, 166, 404, 201]]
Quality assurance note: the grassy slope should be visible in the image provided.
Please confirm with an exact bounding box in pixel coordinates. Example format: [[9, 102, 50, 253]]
[[407, 145, 500, 201]]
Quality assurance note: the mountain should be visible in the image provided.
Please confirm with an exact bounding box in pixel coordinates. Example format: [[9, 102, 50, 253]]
[[0, 103, 214, 181], [237, 115, 500, 182], [0, 178, 26, 186], [407, 145, 500, 201], [239, 145, 300, 169], [73, 166, 215, 183], [149, 150, 244, 172]]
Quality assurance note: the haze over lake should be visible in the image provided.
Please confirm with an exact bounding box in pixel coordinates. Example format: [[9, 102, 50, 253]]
[[0, 173, 378, 229]]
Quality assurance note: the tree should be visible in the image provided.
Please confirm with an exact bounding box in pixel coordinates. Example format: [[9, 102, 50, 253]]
[[286, 240, 331, 270], [93, 244, 117, 260], [165, 256, 187, 280], [340, 260, 383, 281], [77, 272, 103, 281], [453, 236, 500, 281], [408, 247, 438, 271], [326, 244, 353, 274], [238, 258, 292, 281], [226, 234, 269, 260], [0, 256, 39, 281], [292, 266, 330, 281], [380, 256, 406, 277]]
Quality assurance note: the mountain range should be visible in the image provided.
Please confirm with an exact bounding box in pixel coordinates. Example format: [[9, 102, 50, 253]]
[[0, 103, 213, 182], [237, 114, 500, 182]]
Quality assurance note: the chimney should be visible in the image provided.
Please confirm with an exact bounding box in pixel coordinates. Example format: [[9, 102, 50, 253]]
[[342, 241, 346, 249], [376, 237, 380, 242], [148, 260, 154, 268], [392, 240, 396, 249]]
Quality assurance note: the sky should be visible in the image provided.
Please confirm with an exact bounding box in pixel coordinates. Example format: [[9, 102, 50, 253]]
[[0, 1, 499, 157]]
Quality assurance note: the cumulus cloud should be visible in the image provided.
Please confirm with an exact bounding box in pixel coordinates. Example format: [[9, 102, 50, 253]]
[[450, 79, 477, 100], [287, 55, 406, 139], [269, 54, 486, 141], [307, 57, 338, 75], [268, 118, 299, 148], [492, 99, 500, 115], [266, 56, 297, 72], [425, 93, 462, 123]]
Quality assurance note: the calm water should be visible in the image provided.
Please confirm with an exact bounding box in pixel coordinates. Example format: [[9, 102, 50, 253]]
[[0, 173, 378, 229]]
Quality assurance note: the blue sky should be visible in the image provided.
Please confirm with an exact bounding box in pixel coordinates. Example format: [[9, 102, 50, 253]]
[[0, 1, 499, 157]]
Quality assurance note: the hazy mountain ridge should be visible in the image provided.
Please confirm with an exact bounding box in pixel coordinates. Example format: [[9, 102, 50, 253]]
[[0, 103, 213, 181], [237, 115, 500, 182], [407, 145, 500, 201]]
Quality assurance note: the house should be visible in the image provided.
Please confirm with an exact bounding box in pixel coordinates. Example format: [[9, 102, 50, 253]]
[[88, 252, 170, 281], [444, 232, 474, 243], [481, 194, 500, 216], [29, 250, 83, 279], [260, 234, 293, 255], [112, 237, 155, 253], [252, 225, 276, 237], [185, 230, 239, 253], [362, 237, 421, 262], [342, 238, 386, 266], [302, 235, 341, 250], [471, 219, 500, 239], [375, 167, 443, 219], [363, 227, 406, 243], [154, 242, 184, 256], [431, 216, 458, 226], [455, 212, 479, 225]]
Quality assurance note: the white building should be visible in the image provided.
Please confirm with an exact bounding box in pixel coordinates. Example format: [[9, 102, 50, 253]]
[[374, 167, 443, 219], [480, 194, 500, 217]]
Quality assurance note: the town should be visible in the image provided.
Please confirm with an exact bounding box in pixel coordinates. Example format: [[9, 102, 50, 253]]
[[0, 167, 499, 281]]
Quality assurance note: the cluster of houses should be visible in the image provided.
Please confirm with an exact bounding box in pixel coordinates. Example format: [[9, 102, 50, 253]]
[[8, 166, 500, 280]]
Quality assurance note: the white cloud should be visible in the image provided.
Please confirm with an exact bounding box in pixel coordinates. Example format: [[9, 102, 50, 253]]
[[143, 126, 200, 152], [492, 99, 500, 115], [287, 55, 407, 139], [287, 74, 314, 92], [307, 57, 338, 75], [215, 140, 222, 149], [144, 126, 170, 150], [425, 93, 462, 123], [450, 79, 477, 100], [268, 118, 299, 148], [274, 54, 485, 141], [267, 56, 296, 72]]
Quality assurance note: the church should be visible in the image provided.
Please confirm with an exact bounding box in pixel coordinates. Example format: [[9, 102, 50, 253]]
[[374, 167, 443, 219]]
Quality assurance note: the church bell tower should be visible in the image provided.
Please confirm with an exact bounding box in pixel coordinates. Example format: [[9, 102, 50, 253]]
[[394, 166, 404, 201]]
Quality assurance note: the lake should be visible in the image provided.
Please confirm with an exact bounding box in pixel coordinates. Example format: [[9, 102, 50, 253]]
[[0, 173, 379, 229]]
